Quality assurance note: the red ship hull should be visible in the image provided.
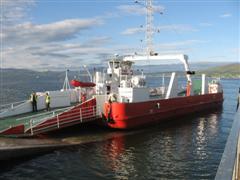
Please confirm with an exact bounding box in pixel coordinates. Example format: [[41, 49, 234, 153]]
[[104, 93, 223, 129]]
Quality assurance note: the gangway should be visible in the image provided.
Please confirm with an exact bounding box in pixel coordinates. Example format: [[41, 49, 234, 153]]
[[0, 98, 101, 137]]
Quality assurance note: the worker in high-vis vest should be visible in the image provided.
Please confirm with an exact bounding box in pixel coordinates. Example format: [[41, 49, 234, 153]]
[[30, 92, 38, 112], [108, 93, 117, 103], [45, 93, 51, 111]]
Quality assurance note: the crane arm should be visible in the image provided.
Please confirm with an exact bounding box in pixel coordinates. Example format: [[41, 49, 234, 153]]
[[123, 54, 193, 82]]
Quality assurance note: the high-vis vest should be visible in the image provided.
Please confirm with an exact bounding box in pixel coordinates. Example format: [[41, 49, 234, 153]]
[[30, 94, 37, 102], [46, 95, 50, 104]]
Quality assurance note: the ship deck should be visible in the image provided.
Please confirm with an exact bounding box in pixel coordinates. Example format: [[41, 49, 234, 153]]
[[0, 98, 99, 136], [0, 107, 71, 132]]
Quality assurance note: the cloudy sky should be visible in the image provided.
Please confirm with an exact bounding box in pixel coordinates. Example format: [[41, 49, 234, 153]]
[[1, 0, 239, 69]]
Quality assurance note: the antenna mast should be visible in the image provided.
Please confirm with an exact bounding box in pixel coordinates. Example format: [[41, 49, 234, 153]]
[[135, 0, 162, 55], [62, 69, 71, 91], [146, 0, 154, 56]]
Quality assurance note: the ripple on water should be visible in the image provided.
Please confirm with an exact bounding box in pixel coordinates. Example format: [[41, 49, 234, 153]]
[[0, 79, 238, 179]]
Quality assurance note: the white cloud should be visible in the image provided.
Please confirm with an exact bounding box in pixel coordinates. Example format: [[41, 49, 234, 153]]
[[83, 36, 112, 47], [1, 1, 111, 69], [117, 4, 164, 15], [2, 0, 35, 24], [113, 39, 207, 56], [1, 2, 210, 69], [153, 40, 207, 53], [122, 27, 144, 35], [231, 48, 240, 55], [1, 1, 112, 69], [2, 38, 209, 69], [122, 24, 198, 35], [157, 40, 208, 47], [220, 13, 232, 18], [3, 18, 103, 46], [1, 1, 120, 69], [118, 5, 145, 15], [157, 24, 198, 32], [2, 36, 115, 69]]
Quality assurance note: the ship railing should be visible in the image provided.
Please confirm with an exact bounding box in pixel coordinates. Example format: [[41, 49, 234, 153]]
[[215, 108, 240, 180], [27, 105, 102, 135], [0, 105, 70, 133], [0, 100, 27, 112], [16, 106, 73, 126], [16, 106, 72, 122]]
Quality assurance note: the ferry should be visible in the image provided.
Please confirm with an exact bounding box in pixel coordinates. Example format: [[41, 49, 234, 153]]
[[101, 54, 223, 129], [0, 54, 223, 136], [0, 0, 223, 136]]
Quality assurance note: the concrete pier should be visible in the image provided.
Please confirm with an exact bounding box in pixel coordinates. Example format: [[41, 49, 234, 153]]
[[215, 106, 240, 179]]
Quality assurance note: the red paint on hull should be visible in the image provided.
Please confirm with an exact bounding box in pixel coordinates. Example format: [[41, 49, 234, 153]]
[[0, 124, 24, 135], [104, 93, 223, 129], [25, 98, 97, 134]]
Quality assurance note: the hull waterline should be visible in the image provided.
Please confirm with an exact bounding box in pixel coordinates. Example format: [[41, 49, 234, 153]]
[[104, 93, 223, 129]]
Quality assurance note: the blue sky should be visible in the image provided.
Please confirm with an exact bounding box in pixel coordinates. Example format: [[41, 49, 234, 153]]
[[1, 0, 239, 69]]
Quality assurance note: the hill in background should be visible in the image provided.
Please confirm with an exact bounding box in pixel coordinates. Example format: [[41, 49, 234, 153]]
[[0, 62, 239, 104], [199, 63, 240, 78], [0, 69, 91, 104]]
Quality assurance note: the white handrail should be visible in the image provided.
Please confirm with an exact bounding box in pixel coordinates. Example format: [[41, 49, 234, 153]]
[[27, 105, 101, 135], [0, 100, 26, 108], [0, 100, 28, 113], [16, 106, 72, 121]]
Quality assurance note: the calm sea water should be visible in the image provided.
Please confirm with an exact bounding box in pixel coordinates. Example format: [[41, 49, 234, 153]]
[[0, 78, 239, 180]]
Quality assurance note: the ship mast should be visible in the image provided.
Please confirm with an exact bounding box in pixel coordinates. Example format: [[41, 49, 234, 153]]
[[145, 0, 154, 56], [125, 0, 193, 82], [62, 69, 71, 90]]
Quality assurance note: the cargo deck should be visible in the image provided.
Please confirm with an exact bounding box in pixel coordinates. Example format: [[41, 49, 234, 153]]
[[0, 98, 101, 137]]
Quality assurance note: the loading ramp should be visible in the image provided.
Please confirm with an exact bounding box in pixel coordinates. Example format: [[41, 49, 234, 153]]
[[0, 98, 101, 137]]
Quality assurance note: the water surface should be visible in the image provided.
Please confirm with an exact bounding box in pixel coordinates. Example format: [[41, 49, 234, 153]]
[[0, 78, 239, 180]]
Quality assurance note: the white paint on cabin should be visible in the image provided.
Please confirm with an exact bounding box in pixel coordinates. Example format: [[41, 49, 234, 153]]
[[119, 87, 149, 103]]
